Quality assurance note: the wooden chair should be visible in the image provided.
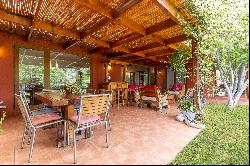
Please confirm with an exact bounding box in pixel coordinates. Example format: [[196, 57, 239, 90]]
[[139, 87, 168, 111], [68, 94, 111, 164], [15, 94, 65, 163]]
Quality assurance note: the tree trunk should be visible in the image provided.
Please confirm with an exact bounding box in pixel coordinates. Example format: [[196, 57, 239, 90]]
[[216, 53, 249, 110]]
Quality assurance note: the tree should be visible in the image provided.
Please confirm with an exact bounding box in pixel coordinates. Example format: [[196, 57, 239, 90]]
[[179, 0, 249, 109]]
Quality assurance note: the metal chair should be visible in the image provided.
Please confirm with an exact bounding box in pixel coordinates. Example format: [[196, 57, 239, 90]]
[[68, 94, 111, 164], [15, 94, 65, 163], [20, 91, 59, 116]]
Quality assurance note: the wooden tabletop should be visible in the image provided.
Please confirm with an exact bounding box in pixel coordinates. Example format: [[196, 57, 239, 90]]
[[33, 92, 77, 107]]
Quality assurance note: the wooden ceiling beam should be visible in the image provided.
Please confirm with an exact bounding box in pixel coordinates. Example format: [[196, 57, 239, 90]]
[[75, 0, 113, 19], [130, 34, 187, 53], [65, 0, 145, 50], [87, 36, 110, 48], [105, 19, 177, 50], [110, 33, 142, 48], [130, 42, 162, 53], [151, 34, 166, 45], [152, 0, 180, 23], [0, 9, 31, 26], [27, 0, 43, 40], [145, 48, 173, 57], [146, 18, 177, 35]]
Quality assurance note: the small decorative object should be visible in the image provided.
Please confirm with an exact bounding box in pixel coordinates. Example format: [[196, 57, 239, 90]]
[[0, 111, 6, 132]]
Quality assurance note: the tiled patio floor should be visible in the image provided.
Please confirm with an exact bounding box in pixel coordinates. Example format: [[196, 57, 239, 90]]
[[0, 104, 201, 165]]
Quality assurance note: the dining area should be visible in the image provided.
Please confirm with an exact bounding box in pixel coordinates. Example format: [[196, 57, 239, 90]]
[[15, 88, 113, 164]]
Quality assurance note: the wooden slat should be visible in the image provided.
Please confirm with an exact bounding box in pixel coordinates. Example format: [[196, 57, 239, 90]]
[[146, 18, 177, 35]]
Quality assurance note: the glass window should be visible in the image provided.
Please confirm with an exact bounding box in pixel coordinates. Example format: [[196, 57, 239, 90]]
[[50, 52, 90, 89], [19, 48, 44, 91]]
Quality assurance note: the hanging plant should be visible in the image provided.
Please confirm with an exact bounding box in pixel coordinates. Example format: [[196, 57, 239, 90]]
[[168, 48, 191, 74]]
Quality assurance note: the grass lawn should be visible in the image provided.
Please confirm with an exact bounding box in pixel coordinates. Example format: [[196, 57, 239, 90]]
[[170, 103, 249, 165]]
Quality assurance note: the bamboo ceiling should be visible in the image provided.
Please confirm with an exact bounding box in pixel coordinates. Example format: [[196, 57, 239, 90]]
[[0, 0, 193, 67]]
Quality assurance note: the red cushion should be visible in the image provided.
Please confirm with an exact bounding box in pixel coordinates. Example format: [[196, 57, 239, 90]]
[[128, 84, 136, 91], [31, 113, 62, 126], [70, 115, 100, 125]]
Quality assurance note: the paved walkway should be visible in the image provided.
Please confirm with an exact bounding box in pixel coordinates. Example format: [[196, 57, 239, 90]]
[[0, 104, 201, 165], [207, 96, 249, 106]]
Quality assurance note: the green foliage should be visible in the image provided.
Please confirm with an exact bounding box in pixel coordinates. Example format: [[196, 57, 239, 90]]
[[168, 48, 191, 74], [170, 104, 249, 165], [0, 111, 6, 132], [19, 64, 44, 85], [179, 0, 249, 69], [179, 96, 195, 113], [60, 83, 83, 95]]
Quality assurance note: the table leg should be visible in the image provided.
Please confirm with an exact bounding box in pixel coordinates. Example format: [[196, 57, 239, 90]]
[[117, 90, 120, 109]]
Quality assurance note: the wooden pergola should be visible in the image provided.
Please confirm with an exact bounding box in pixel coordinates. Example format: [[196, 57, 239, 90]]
[[0, 0, 195, 67]]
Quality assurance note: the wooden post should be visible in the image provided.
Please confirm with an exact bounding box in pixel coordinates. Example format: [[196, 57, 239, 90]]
[[123, 65, 127, 82], [191, 39, 199, 109], [44, 49, 50, 89]]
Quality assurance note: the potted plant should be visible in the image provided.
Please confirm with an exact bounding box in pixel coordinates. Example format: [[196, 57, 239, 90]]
[[178, 96, 196, 122], [61, 83, 82, 95]]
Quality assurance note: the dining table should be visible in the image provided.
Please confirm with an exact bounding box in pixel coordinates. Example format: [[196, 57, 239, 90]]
[[33, 91, 90, 147]]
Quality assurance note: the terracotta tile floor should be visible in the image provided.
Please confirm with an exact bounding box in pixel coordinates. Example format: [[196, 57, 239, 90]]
[[0, 104, 201, 165]]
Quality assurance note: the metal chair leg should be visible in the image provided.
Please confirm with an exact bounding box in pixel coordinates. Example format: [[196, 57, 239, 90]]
[[73, 130, 77, 164], [27, 126, 32, 145], [64, 121, 67, 147], [21, 124, 28, 149], [105, 121, 109, 148], [28, 128, 36, 163], [108, 117, 112, 131]]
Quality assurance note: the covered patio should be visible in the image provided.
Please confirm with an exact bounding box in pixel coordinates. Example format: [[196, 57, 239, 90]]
[[0, 0, 205, 165], [0, 104, 201, 165]]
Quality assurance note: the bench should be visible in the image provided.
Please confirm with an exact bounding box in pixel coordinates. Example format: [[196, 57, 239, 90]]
[[138, 86, 168, 111]]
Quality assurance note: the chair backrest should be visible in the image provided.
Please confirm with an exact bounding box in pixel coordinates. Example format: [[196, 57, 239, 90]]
[[121, 82, 128, 89], [117, 82, 123, 88], [15, 94, 33, 126], [109, 82, 117, 90], [86, 89, 97, 94], [19, 91, 32, 116], [77, 94, 110, 127]]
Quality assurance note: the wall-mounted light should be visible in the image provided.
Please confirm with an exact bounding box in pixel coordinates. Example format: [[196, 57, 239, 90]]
[[107, 63, 112, 70]]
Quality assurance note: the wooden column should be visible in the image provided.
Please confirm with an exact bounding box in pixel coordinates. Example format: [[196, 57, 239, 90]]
[[191, 39, 199, 107], [173, 70, 176, 84], [44, 49, 50, 89], [123, 65, 127, 82]]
